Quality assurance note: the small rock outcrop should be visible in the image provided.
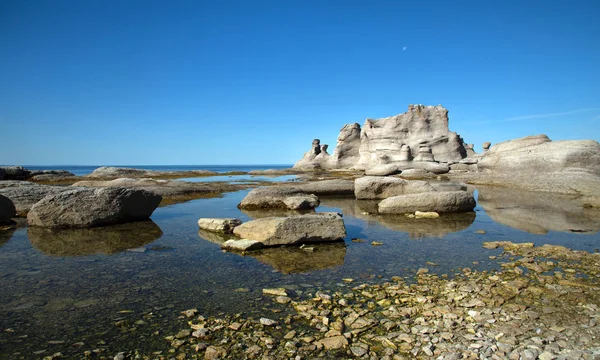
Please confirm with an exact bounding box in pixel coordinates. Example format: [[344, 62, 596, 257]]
[[85, 166, 216, 179], [482, 142, 491, 152], [197, 218, 242, 234], [27, 187, 162, 229], [0, 195, 16, 225], [232, 213, 346, 246], [354, 176, 436, 200], [378, 191, 476, 214], [291, 179, 355, 196], [238, 187, 319, 210], [294, 105, 470, 172]]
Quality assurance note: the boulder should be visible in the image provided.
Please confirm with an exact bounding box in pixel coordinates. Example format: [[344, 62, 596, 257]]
[[27, 187, 162, 228], [364, 164, 399, 176], [0, 195, 16, 225], [197, 218, 242, 233], [474, 135, 600, 199], [378, 191, 476, 214], [0, 181, 79, 215], [221, 239, 264, 252], [1, 166, 31, 180], [232, 213, 346, 246], [354, 176, 436, 200], [238, 187, 320, 210], [291, 179, 355, 196]]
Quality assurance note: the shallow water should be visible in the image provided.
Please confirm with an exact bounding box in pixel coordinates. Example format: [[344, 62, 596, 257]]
[[1, 184, 599, 358]]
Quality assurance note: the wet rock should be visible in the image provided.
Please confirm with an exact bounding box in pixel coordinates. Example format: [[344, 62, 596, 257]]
[[0, 195, 16, 225], [260, 318, 277, 326], [414, 211, 439, 218], [197, 218, 242, 233], [27, 187, 162, 228], [232, 213, 346, 246], [262, 288, 288, 297], [315, 335, 348, 350], [378, 191, 475, 214]]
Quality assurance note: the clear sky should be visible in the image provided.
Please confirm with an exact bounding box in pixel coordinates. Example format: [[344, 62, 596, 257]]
[[1, 0, 599, 165]]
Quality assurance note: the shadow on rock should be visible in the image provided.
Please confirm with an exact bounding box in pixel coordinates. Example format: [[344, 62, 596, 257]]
[[477, 186, 600, 234], [233, 242, 347, 274], [28, 221, 163, 256]]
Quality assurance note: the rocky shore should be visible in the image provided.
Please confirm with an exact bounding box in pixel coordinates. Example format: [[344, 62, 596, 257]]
[[95, 242, 599, 360]]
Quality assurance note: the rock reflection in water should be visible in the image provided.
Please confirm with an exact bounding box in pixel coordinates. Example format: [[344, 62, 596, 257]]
[[0, 227, 16, 247], [28, 221, 163, 256], [232, 242, 346, 274], [477, 186, 600, 234], [197, 229, 235, 244], [319, 197, 476, 238]]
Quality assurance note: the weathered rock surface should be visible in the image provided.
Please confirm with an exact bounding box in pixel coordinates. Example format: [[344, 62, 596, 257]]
[[294, 105, 470, 171], [221, 239, 264, 252], [364, 164, 399, 176], [397, 168, 436, 179], [232, 213, 346, 246], [238, 187, 319, 210], [27, 187, 162, 228], [291, 179, 355, 196], [0, 181, 79, 215], [293, 139, 332, 170], [28, 221, 163, 256], [197, 218, 242, 234], [378, 191, 476, 214], [471, 135, 600, 201], [85, 166, 217, 179], [354, 176, 436, 200], [0, 195, 16, 225], [477, 186, 600, 234]]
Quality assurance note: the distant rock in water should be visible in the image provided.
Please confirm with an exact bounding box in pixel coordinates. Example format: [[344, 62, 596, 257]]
[[294, 105, 470, 172], [85, 166, 217, 179], [27, 187, 162, 228]]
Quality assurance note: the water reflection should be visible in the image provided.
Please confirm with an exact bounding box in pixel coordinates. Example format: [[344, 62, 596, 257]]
[[198, 229, 235, 244], [28, 221, 163, 256], [233, 242, 347, 274], [0, 227, 15, 247], [319, 197, 476, 238], [477, 186, 600, 234]]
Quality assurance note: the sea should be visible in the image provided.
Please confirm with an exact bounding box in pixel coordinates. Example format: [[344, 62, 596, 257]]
[[1, 165, 599, 358]]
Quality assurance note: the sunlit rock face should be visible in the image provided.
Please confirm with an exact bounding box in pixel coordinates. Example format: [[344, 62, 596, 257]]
[[294, 105, 470, 171], [28, 221, 163, 256], [477, 186, 600, 234]]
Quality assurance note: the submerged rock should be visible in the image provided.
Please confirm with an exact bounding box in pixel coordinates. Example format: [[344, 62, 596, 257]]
[[232, 213, 346, 246], [246, 242, 347, 274], [354, 176, 436, 200], [221, 239, 264, 251], [27, 187, 162, 228], [197, 218, 242, 234], [378, 191, 475, 214], [238, 187, 319, 210]]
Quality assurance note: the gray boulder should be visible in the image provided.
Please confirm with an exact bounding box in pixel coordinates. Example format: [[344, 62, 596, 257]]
[[378, 191, 476, 214], [354, 176, 436, 200], [238, 187, 319, 210], [232, 213, 346, 246], [292, 179, 355, 196], [0, 181, 79, 215], [27, 187, 162, 228], [0, 195, 16, 225], [197, 218, 242, 233], [365, 164, 400, 176]]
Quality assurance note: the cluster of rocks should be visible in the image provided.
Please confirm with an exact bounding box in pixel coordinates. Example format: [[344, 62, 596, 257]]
[[141, 241, 600, 359], [0, 166, 75, 182], [292, 105, 600, 206]]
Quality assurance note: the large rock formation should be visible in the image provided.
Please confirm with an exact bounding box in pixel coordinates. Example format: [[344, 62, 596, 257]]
[[294, 105, 470, 171], [27, 187, 162, 228], [471, 135, 600, 205], [0, 181, 81, 215]]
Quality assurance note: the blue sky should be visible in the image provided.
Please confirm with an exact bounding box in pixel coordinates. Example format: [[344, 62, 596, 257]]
[[1, 0, 599, 165]]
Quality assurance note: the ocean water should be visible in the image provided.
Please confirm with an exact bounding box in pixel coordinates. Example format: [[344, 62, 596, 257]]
[[22, 164, 293, 177], [1, 170, 600, 358]]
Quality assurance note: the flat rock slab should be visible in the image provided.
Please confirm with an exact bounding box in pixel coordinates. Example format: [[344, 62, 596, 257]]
[[232, 213, 346, 246], [220, 239, 264, 252], [27, 187, 162, 228], [354, 176, 436, 200], [238, 187, 319, 210], [198, 218, 242, 233], [379, 191, 476, 214], [291, 179, 355, 196]]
